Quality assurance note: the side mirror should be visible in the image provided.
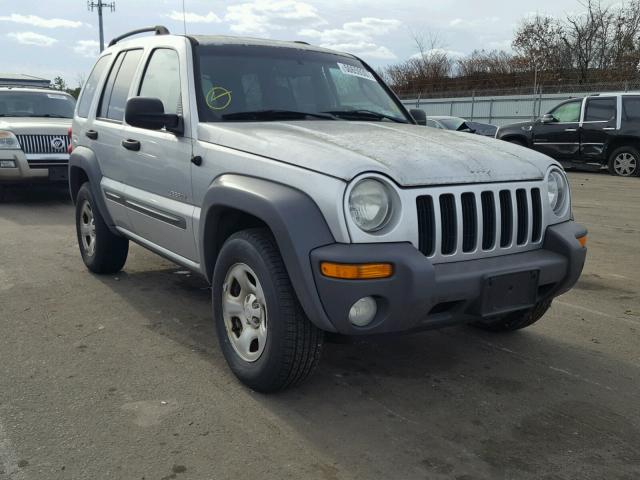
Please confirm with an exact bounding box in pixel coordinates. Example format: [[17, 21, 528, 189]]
[[410, 108, 427, 126], [541, 113, 556, 124], [125, 97, 183, 135]]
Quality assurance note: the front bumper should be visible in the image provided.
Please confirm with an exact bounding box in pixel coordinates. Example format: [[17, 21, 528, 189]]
[[310, 221, 587, 335], [0, 149, 68, 184]]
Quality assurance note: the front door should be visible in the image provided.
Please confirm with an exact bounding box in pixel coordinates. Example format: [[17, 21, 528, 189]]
[[579, 96, 617, 166], [118, 47, 198, 262], [532, 99, 582, 161]]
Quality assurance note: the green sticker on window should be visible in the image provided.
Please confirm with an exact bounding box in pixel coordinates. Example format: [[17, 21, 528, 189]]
[[206, 86, 232, 111]]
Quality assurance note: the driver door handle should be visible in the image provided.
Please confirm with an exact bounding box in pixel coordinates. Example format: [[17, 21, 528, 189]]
[[121, 139, 141, 151], [602, 127, 616, 131], [564, 128, 577, 132]]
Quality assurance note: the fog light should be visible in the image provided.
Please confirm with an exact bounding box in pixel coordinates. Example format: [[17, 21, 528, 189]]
[[0, 160, 16, 168], [348, 296, 377, 327]]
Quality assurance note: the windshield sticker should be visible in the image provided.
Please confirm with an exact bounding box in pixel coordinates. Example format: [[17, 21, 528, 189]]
[[205, 86, 232, 111], [337, 63, 376, 82], [47, 93, 67, 100]]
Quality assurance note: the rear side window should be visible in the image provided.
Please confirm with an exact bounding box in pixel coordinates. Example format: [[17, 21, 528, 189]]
[[77, 54, 111, 118], [550, 100, 581, 123], [584, 97, 616, 122], [622, 96, 640, 122], [138, 49, 181, 115], [98, 49, 143, 121]]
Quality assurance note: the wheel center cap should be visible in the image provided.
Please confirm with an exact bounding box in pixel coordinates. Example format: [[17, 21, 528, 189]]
[[244, 294, 262, 327]]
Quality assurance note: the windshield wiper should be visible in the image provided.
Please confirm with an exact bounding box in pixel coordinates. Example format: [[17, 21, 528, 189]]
[[322, 109, 409, 124], [221, 110, 337, 121]]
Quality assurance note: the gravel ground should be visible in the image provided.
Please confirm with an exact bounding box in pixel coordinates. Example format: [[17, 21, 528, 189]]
[[0, 172, 639, 480]]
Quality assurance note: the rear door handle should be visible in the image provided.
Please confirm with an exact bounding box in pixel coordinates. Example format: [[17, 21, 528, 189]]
[[121, 139, 141, 151], [602, 127, 616, 131], [85, 130, 98, 140], [564, 128, 578, 132]]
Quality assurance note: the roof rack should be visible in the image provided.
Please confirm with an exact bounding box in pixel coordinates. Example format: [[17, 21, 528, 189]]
[[108, 25, 170, 47], [0, 83, 54, 89]]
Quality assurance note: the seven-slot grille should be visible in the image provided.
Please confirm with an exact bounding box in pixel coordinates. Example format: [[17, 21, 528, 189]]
[[417, 185, 544, 262], [16, 134, 69, 155]]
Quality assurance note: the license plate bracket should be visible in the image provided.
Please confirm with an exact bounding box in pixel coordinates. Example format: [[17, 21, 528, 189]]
[[48, 167, 68, 182], [481, 270, 539, 316]]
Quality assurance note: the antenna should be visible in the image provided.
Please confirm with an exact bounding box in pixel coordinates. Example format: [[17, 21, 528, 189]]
[[181, 0, 187, 35], [88, 1, 116, 52]]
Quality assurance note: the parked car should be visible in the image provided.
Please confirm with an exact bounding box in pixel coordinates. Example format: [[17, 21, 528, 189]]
[[426, 115, 497, 137], [496, 93, 640, 177], [69, 26, 587, 392], [0, 85, 75, 189]]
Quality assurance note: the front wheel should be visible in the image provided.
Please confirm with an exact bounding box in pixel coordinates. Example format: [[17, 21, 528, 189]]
[[75, 183, 128, 274], [608, 146, 640, 177], [473, 299, 552, 332], [212, 228, 323, 393]]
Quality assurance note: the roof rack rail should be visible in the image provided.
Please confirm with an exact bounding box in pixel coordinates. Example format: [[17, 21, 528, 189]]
[[293, 40, 310, 45], [0, 83, 54, 89], [108, 25, 170, 47]]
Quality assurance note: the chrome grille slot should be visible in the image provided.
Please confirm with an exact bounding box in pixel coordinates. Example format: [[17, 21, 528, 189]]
[[461, 192, 477, 253], [416, 196, 435, 257], [481, 191, 496, 250], [516, 188, 528, 245], [16, 134, 70, 154], [416, 181, 547, 264], [439, 194, 457, 255]]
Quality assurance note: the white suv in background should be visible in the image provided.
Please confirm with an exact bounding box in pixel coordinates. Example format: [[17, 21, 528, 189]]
[[0, 85, 75, 189]]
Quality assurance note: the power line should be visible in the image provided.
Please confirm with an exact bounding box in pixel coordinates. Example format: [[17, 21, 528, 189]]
[[88, 1, 116, 53]]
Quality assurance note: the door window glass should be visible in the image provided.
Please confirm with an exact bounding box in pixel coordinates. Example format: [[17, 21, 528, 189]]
[[139, 49, 181, 115], [584, 97, 616, 122], [98, 49, 143, 121], [622, 96, 640, 121], [550, 100, 581, 123], [77, 54, 111, 118]]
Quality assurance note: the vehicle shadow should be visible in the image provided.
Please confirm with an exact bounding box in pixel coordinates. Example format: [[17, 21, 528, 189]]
[[95, 259, 640, 480], [0, 183, 71, 204]]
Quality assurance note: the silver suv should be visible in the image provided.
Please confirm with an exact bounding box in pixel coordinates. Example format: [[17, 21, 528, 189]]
[[0, 85, 75, 187], [70, 26, 587, 392]]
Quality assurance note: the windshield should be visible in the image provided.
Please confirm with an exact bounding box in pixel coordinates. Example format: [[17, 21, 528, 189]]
[[436, 117, 466, 130], [194, 45, 409, 123], [0, 91, 76, 118]]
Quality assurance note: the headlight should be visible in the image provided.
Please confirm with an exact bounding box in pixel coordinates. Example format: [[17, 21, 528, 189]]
[[348, 178, 392, 232], [0, 130, 20, 149], [547, 168, 569, 216]]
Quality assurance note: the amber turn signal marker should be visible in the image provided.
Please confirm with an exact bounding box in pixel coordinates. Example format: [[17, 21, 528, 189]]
[[577, 235, 587, 248], [320, 262, 393, 280]]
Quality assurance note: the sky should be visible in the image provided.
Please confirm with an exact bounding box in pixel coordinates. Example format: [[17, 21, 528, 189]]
[[0, 0, 621, 86]]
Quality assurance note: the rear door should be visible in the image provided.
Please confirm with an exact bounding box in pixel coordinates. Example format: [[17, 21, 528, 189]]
[[579, 96, 617, 165], [532, 99, 582, 160], [117, 46, 197, 262], [92, 49, 144, 230]]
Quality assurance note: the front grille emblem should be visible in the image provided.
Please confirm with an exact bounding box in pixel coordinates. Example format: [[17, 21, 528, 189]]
[[50, 137, 65, 150]]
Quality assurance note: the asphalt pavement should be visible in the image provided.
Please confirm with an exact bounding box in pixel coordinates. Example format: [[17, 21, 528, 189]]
[[0, 172, 639, 480]]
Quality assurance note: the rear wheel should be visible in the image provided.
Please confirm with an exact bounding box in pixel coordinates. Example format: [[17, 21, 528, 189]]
[[75, 182, 128, 274], [608, 146, 639, 177], [473, 299, 552, 332], [212, 228, 323, 393]]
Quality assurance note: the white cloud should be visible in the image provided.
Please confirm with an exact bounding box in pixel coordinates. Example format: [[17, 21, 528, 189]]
[[165, 10, 221, 24], [225, 0, 326, 35], [73, 40, 100, 58], [299, 17, 401, 60], [449, 17, 500, 29], [7, 31, 58, 47], [0, 13, 85, 29]]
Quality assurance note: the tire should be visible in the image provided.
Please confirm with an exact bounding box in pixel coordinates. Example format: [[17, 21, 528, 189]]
[[473, 299, 552, 333], [608, 146, 640, 177], [75, 182, 128, 274], [212, 228, 323, 393]]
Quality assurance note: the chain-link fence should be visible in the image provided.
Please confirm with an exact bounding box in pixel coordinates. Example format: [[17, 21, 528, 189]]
[[400, 81, 640, 126]]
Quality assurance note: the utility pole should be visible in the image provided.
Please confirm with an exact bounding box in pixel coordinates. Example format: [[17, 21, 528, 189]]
[[88, 1, 115, 52]]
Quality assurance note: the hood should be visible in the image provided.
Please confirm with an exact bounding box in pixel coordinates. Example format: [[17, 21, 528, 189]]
[[498, 120, 534, 132], [198, 121, 556, 187], [0, 117, 72, 135]]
